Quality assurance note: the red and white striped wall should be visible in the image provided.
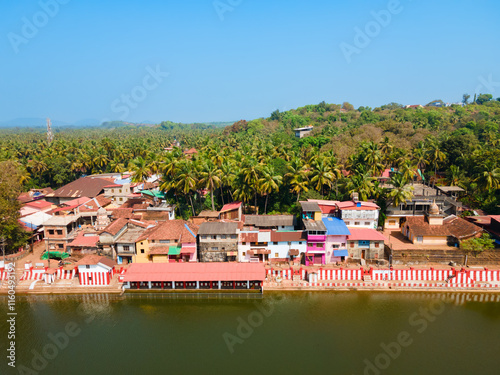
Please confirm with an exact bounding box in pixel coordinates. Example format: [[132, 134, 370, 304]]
[[20, 269, 46, 280], [0, 270, 13, 280], [56, 268, 76, 280], [78, 270, 112, 286]]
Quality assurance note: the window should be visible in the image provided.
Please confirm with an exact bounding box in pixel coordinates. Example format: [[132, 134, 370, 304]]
[[123, 245, 130, 251], [354, 222, 360, 226], [273, 242, 278, 245], [151, 240, 155, 243], [345, 222, 350, 226], [307, 243, 314, 247], [244, 242, 247, 245], [288, 242, 291, 246], [242, 252, 246, 256], [350, 242, 354, 248], [275, 253, 279, 257], [299, 242, 303, 245], [211, 247, 218, 251], [201, 235, 207, 240], [141, 242, 143, 245], [56, 230, 63, 235], [140, 249, 145, 254], [211, 235, 217, 240], [58, 244, 64, 249], [358, 240, 370, 247], [231, 234, 237, 239], [221, 235, 227, 239], [374, 242, 380, 248], [111, 189, 114, 193], [119, 189, 122, 193], [86, 265, 90, 269], [160, 240, 170, 244], [332, 244, 340, 249], [364, 222, 370, 226], [48, 230, 54, 235], [119, 198, 123, 201]]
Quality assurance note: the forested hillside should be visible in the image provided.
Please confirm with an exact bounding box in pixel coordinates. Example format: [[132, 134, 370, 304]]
[[1, 95, 500, 219]]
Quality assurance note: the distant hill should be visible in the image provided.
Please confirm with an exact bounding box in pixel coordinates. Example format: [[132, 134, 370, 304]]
[[0, 117, 103, 128], [0, 118, 68, 128]]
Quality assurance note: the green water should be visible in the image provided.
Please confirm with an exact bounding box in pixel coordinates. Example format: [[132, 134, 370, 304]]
[[1, 292, 499, 375]]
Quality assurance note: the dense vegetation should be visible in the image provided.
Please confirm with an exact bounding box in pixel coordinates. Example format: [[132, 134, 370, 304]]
[[1, 95, 500, 239]]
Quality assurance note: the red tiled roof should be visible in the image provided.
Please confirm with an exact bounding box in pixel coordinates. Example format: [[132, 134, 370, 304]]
[[347, 228, 387, 241], [25, 200, 52, 210], [78, 196, 113, 212], [337, 201, 379, 210], [64, 196, 91, 207], [183, 148, 198, 154], [220, 202, 242, 212], [123, 262, 266, 282], [104, 184, 121, 188], [50, 204, 80, 214], [18, 192, 33, 204], [68, 232, 99, 248], [136, 220, 199, 243], [111, 208, 136, 219], [74, 255, 104, 266], [317, 205, 337, 214], [101, 218, 128, 236], [404, 216, 482, 240], [271, 231, 307, 242]]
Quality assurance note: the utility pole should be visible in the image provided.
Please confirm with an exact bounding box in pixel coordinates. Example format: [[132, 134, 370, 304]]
[[47, 118, 54, 145]]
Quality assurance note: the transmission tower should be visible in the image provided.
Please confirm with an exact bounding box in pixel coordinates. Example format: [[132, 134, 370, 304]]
[[46, 118, 54, 145]]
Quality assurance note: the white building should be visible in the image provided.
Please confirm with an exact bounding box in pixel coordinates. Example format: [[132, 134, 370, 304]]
[[337, 201, 380, 229]]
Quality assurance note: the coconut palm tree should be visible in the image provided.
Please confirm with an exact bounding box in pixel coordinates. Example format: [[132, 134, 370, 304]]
[[258, 165, 282, 214], [199, 162, 222, 211]]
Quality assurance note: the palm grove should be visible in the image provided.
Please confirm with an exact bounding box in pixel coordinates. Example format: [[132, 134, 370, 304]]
[[1, 95, 500, 252]]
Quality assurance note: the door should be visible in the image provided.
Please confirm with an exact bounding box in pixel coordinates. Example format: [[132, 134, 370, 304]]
[[314, 254, 322, 264], [361, 250, 366, 259], [417, 236, 423, 243]]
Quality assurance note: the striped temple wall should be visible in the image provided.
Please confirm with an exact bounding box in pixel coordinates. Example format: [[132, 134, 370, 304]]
[[78, 269, 112, 286], [266, 267, 500, 284]]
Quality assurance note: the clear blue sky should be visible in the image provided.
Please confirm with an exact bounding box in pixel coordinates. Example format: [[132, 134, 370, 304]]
[[1, 0, 499, 124]]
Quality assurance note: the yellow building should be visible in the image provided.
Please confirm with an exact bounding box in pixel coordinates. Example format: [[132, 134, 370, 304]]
[[135, 220, 199, 263]]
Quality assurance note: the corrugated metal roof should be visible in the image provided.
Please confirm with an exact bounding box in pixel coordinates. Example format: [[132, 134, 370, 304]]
[[303, 219, 327, 231], [198, 222, 238, 235], [244, 215, 295, 227], [299, 201, 321, 212], [220, 202, 242, 212], [123, 263, 266, 282], [322, 217, 351, 236]]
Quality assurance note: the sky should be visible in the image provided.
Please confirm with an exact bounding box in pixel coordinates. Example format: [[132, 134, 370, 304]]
[[1, 0, 499, 124]]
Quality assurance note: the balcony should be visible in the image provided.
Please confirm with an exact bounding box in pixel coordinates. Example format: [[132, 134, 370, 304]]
[[307, 244, 325, 252], [307, 235, 326, 242]]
